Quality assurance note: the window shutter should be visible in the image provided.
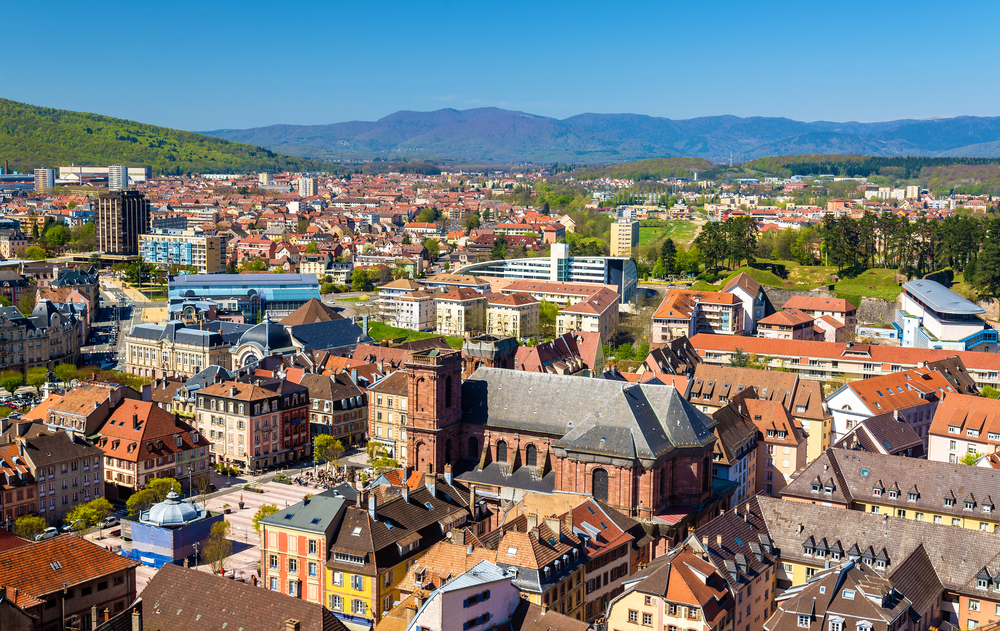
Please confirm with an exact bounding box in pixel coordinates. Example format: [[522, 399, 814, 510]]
[[485, 590, 490, 601]]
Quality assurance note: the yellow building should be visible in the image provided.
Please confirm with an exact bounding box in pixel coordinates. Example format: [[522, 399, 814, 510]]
[[610, 219, 639, 257], [607, 545, 733, 631], [367, 372, 408, 465]]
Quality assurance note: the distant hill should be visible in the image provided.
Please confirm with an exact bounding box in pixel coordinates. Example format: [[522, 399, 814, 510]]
[[204, 109, 1000, 163], [0, 99, 336, 175]]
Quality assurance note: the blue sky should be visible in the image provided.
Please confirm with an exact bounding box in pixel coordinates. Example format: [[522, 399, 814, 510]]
[[3, 0, 998, 131]]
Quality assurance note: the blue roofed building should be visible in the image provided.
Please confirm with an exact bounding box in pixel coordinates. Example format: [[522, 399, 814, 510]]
[[168, 273, 321, 320], [895, 279, 997, 352]]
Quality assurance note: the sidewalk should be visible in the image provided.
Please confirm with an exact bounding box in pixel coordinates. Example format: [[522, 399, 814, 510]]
[[104, 277, 152, 303]]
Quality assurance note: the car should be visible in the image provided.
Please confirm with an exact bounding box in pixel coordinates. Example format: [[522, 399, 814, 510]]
[[100, 516, 120, 528], [35, 527, 58, 541], [61, 524, 77, 533]]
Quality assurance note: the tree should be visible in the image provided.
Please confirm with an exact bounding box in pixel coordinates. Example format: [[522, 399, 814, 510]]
[[0, 371, 22, 394], [660, 239, 677, 275], [195, 476, 212, 508], [24, 245, 46, 260], [203, 520, 233, 574], [126, 477, 181, 516], [729, 348, 750, 368], [54, 364, 78, 383], [148, 477, 181, 501], [305, 241, 319, 254], [367, 443, 400, 476], [124, 256, 156, 286], [351, 268, 367, 291], [961, 452, 980, 466], [423, 238, 440, 260], [44, 223, 71, 248], [651, 257, 665, 280], [252, 504, 279, 536], [25, 367, 46, 389], [64, 497, 112, 536], [981, 385, 1000, 399], [490, 236, 508, 261], [17, 290, 35, 317], [238, 259, 268, 272], [14, 515, 46, 540], [314, 435, 345, 471]]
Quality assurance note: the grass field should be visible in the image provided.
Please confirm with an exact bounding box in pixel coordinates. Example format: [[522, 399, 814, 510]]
[[367, 322, 464, 349], [690, 259, 904, 304], [335, 295, 371, 302], [637, 220, 700, 246]]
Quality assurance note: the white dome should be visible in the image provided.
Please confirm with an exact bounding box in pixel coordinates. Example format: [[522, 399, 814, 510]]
[[140, 491, 205, 528]]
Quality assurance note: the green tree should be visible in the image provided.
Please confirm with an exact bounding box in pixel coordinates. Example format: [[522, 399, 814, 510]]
[[490, 236, 508, 261], [64, 497, 113, 536], [351, 268, 367, 291], [252, 504, 279, 536], [26, 367, 47, 389], [961, 452, 980, 466], [17, 290, 35, 317], [24, 245, 47, 260], [44, 223, 71, 248], [660, 239, 677, 275], [123, 256, 156, 286], [238, 259, 268, 272], [651, 257, 665, 279], [729, 348, 750, 368], [981, 385, 1000, 399], [314, 435, 345, 471], [14, 515, 46, 540], [0, 371, 23, 394], [305, 241, 319, 254], [423, 238, 440, 260], [203, 520, 233, 574]]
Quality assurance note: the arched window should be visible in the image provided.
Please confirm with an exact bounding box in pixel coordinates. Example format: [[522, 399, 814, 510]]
[[525, 444, 537, 467], [592, 468, 609, 502], [468, 436, 479, 460], [659, 467, 666, 501], [445, 375, 453, 409], [703, 456, 712, 491], [496, 440, 508, 463], [445, 439, 452, 464]]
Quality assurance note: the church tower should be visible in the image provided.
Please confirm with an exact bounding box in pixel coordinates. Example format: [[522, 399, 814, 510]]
[[405, 348, 463, 475]]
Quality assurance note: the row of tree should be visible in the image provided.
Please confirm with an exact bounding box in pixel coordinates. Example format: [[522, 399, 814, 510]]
[[693, 216, 760, 271]]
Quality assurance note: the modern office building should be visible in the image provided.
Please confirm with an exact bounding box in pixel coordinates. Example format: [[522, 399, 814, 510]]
[[139, 229, 226, 274], [58, 165, 151, 182], [168, 273, 321, 319], [95, 190, 151, 255], [610, 218, 639, 256], [108, 164, 127, 190], [33, 168, 55, 194], [457, 243, 638, 303], [895, 279, 998, 352]]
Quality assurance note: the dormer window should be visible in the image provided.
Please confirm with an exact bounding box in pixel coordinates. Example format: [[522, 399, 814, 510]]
[[887, 490, 897, 499], [873, 488, 882, 497], [966, 501, 975, 510], [811, 484, 820, 492], [907, 493, 918, 502], [978, 579, 989, 590], [968, 429, 981, 438], [824, 486, 833, 495], [949, 426, 960, 434], [874, 559, 886, 570], [984, 504, 993, 513], [798, 615, 810, 628], [945, 498, 955, 508]]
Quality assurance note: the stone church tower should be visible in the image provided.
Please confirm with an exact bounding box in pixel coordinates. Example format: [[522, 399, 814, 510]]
[[405, 348, 463, 474]]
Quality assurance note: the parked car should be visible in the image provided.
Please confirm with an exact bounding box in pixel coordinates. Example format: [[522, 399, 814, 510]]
[[35, 527, 58, 541], [100, 516, 120, 528]]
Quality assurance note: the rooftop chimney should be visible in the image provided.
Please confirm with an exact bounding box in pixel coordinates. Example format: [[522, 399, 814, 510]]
[[285, 620, 301, 631], [356, 481, 365, 509], [230, 386, 237, 397], [543, 517, 560, 537], [716, 534, 723, 547], [444, 464, 452, 486], [562, 512, 573, 533], [91, 605, 98, 630], [470, 485, 477, 519], [424, 473, 436, 498], [132, 413, 139, 429], [351, 369, 358, 384], [452, 529, 465, 546], [404, 605, 417, 624], [530, 528, 540, 541], [527, 513, 538, 530], [401, 485, 409, 503], [368, 495, 377, 521], [132, 608, 141, 631], [702, 535, 709, 546]]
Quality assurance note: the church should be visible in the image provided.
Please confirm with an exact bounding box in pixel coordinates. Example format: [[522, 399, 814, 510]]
[[401, 347, 734, 545]]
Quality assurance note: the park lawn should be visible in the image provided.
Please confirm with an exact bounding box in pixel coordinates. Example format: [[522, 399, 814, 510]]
[[832, 268, 902, 302], [367, 322, 464, 349], [637, 220, 699, 247], [335, 295, 371, 302]]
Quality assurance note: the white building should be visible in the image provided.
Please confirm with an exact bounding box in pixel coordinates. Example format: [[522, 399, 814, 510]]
[[896, 280, 997, 352], [721, 272, 766, 335], [108, 165, 127, 191], [406, 561, 521, 631], [396, 290, 437, 332]]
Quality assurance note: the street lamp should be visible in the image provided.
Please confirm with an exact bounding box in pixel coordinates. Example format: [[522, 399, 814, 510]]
[[192, 541, 200, 568]]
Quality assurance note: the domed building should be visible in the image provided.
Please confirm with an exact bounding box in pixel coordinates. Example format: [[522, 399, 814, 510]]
[[230, 313, 297, 367], [128, 491, 224, 568]]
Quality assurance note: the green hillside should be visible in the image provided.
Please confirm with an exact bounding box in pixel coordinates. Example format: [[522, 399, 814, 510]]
[[573, 158, 715, 181], [0, 99, 338, 175]]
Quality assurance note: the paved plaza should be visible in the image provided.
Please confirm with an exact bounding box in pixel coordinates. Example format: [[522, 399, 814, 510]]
[[86, 478, 330, 593]]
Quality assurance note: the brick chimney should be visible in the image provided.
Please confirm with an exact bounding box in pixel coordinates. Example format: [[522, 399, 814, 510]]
[[543, 517, 560, 537], [285, 620, 300, 631], [404, 605, 417, 623], [444, 464, 452, 485], [526, 513, 538, 530], [132, 608, 141, 631], [424, 473, 436, 498]]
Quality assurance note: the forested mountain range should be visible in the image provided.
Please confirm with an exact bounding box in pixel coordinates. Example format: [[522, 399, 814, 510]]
[[0, 99, 335, 174], [204, 108, 1000, 163]]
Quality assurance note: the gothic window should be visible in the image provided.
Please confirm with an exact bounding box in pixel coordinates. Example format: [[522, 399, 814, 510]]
[[445, 375, 453, 409], [496, 440, 507, 463], [525, 444, 537, 467], [468, 436, 479, 460]]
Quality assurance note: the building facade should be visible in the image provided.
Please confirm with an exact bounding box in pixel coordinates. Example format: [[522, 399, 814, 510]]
[[95, 190, 150, 255], [486, 293, 539, 339], [124, 321, 232, 379], [610, 219, 639, 257], [139, 229, 225, 274]]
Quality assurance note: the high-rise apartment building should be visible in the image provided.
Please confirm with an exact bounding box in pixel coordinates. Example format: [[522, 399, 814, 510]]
[[108, 165, 127, 191], [95, 190, 150, 255], [33, 168, 55, 194], [610, 218, 639, 256], [139, 229, 226, 274], [298, 176, 316, 197]]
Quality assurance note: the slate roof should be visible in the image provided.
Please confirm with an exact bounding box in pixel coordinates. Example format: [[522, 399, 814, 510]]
[[754, 494, 1000, 596], [689, 496, 777, 594], [833, 412, 924, 456], [127, 321, 228, 348], [688, 365, 826, 421], [461, 367, 716, 462], [926, 356, 979, 395], [260, 493, 347, 534], [142, 563, 346, 631], [21, 431, 103, 467], [0, 534, 139, 608], [289, 318, 373, 351]]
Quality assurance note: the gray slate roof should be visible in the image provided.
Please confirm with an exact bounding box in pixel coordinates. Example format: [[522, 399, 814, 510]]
[[288, 318, 373, 351], [461, 368, 716, 462]]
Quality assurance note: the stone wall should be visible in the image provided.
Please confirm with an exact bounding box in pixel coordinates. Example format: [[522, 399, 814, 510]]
[[762, 288, 897, 325]]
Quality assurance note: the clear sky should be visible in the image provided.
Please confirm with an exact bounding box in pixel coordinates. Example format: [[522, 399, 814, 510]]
[[3, 0, 999, 131]]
